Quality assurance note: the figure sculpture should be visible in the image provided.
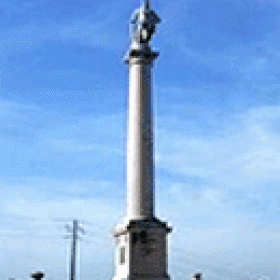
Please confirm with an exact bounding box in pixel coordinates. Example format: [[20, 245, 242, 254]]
[[129, 0, 161, 46]]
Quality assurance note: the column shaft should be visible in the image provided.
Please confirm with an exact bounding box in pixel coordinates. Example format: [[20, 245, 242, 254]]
[[126, 58, 154, 221]]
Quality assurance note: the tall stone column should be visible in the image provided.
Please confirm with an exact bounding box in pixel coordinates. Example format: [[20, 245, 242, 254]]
[[112, 1, 172, 280], [126, 51, 155, 222]]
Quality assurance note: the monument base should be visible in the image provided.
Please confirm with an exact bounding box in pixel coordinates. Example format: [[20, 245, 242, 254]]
[[112, 218, 171, 280]]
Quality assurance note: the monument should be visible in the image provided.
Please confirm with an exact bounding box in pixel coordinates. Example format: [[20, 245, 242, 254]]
[[112, 0, 172, 279]]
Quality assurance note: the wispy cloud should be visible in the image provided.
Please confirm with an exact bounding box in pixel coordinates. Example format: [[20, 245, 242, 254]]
[[0, 99, 125, 179], [157, 104, 280, 182], [0, 0, 130, 56], [0, 193, 118, 280], [1, 97, 279, 279], [154, 103, 280, 279]]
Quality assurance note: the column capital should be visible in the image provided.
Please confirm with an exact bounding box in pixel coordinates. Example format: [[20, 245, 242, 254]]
[[125, 48, 159, 65]]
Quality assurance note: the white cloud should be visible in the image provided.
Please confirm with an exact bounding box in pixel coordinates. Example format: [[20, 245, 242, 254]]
[[0, 0, 130, 57], [157, 179, 280, 280], [0, 185, 120, 280], [157, 104, 280, 184], [153, 104, 280, 279]]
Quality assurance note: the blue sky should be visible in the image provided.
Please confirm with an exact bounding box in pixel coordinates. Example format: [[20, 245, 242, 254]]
[[0, 0, 280, 279]]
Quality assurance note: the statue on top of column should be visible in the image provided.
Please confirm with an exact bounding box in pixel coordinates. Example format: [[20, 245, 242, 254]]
[[130, 0, 161, 46]]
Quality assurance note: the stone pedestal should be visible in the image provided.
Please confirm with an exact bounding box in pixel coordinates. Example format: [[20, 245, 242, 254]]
[[113, 218, 171, 280]]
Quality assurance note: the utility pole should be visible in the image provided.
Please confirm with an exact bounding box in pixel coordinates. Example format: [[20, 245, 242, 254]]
[[70, 220, 77, 280], [64, 219, 85, 280]]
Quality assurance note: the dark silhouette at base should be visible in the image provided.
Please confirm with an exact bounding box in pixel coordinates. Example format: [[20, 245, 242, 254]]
[[30, 271, 44, 280]]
